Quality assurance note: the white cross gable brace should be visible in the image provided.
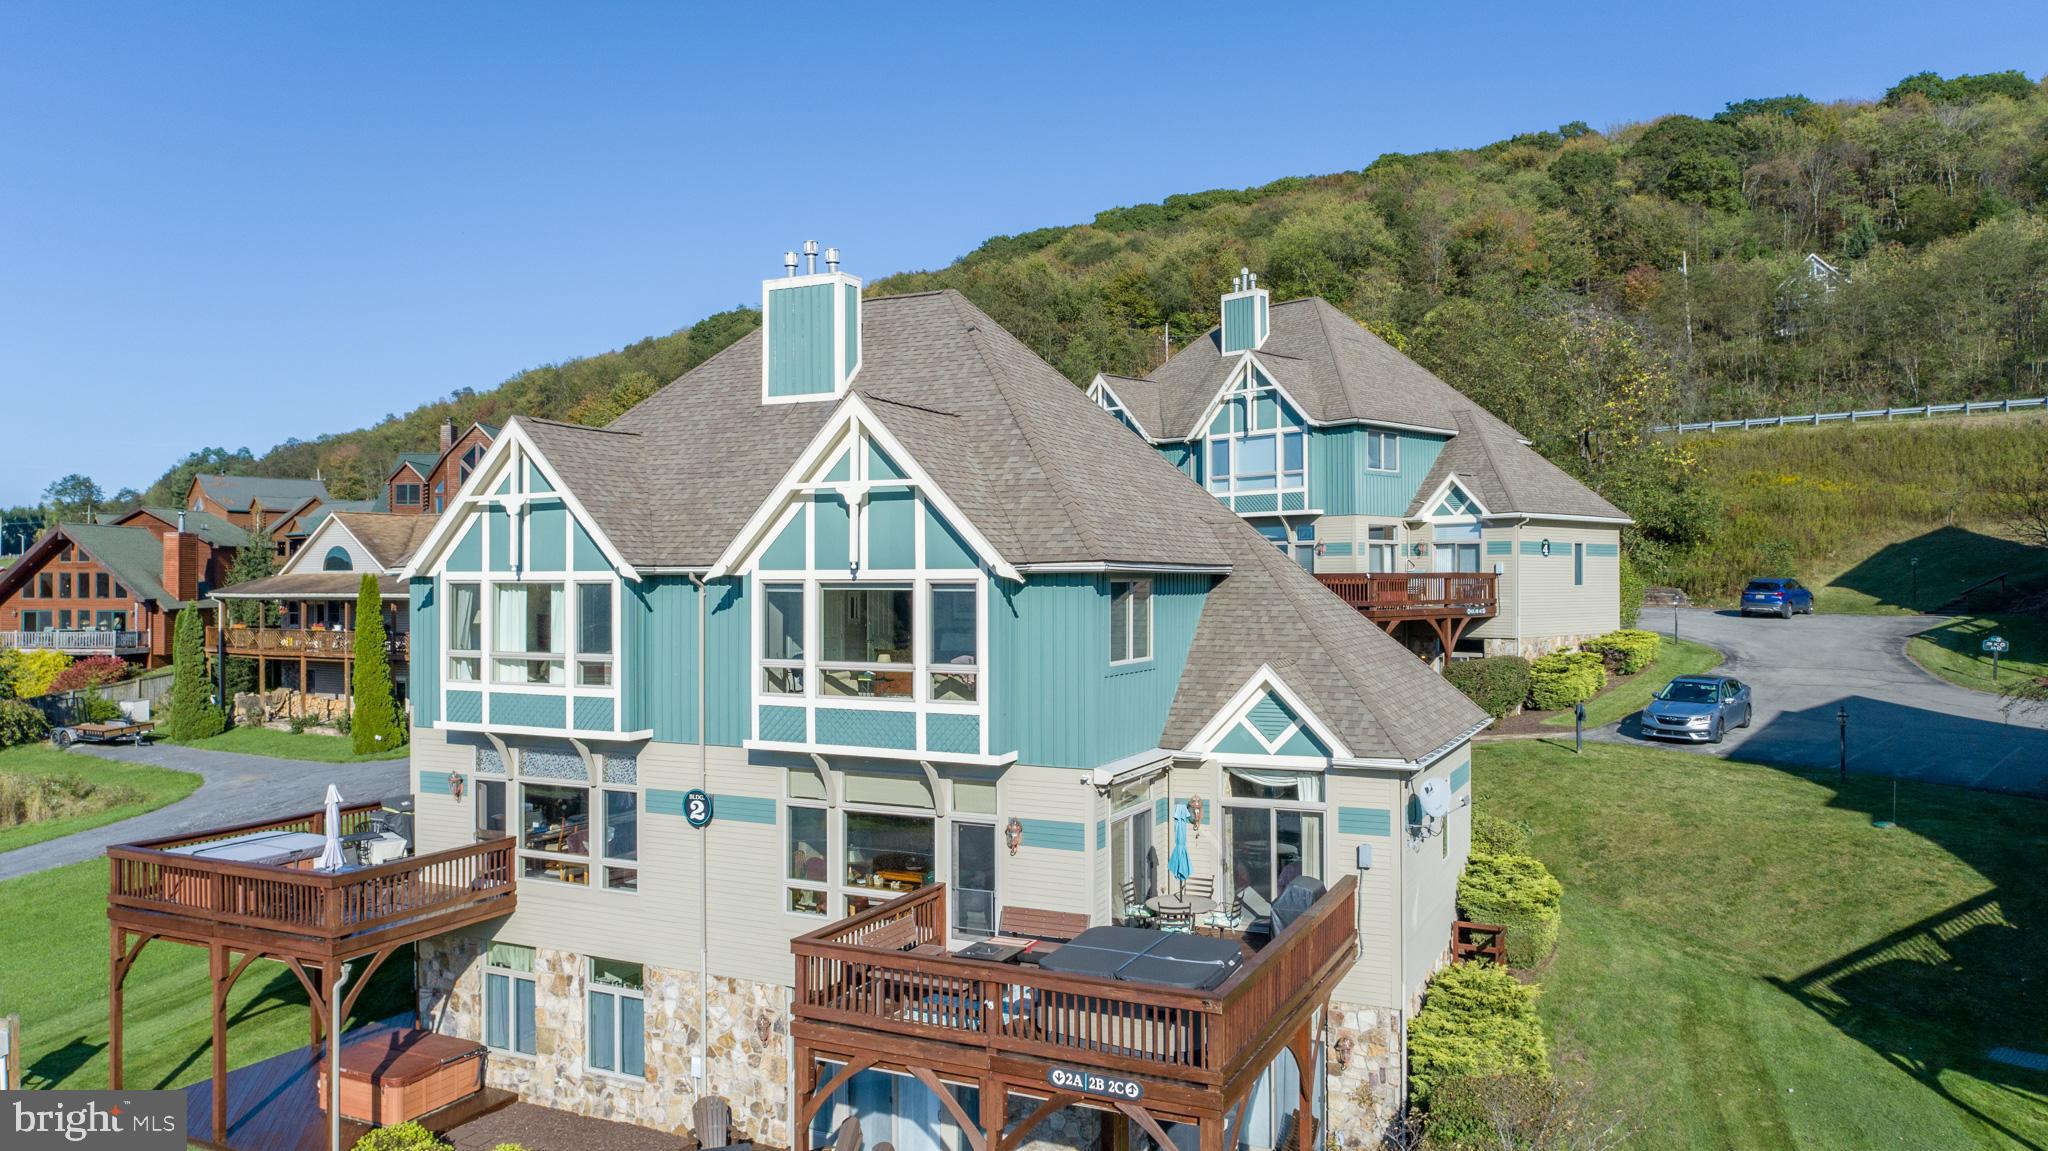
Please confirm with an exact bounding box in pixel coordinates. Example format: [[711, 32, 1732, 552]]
[[1181, 664, 1354, 761]]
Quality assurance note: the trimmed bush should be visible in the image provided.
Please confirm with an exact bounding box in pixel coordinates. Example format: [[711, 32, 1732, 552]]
[[0, 699, 50, 748], [1458, 852, 1564, 968], [79, 692, 124, 724], [1471, 812, 1532, 857], [164, 608, 224, 741], [352, 1123, 448, 1151], [1526, 650, 1606, 710], [1446, 656, 1532, 721], [9, 650, 72, 699], [351, 573, 405, 755], [48, 654, 131, 695], [1407, 961, 1548, 1107], [1583, 629, 1661, 675]]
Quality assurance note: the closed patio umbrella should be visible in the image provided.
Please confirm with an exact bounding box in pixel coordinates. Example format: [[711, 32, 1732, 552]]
[[317, 783, 346, 870], [1168, 801, 1191, 895]]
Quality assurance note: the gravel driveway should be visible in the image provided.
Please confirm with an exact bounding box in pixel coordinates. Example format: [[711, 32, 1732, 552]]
[[0, 742, 412, 881], [1594, 608, 2048, 798]]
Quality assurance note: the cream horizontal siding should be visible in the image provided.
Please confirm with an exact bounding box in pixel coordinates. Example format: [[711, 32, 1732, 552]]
[[1400, 744, 1471, 1005], [1466, 528, 1521, 641], [698, 748, 794, 985], [1327, 769, 1401, 1010], [1512, 524, 1621, 643], [999, 766, 1097, 921], [411, 728, 475, 854]]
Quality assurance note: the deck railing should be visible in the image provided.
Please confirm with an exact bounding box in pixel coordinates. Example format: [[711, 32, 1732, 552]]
[[791, 876, 1357, 1085], [1316, 572, 1498, 618], [208, 625, 408, 660], [108, 805, 513, 944], [1, 629, 150, 653]]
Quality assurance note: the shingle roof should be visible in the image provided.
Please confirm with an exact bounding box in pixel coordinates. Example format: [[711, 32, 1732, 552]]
[[58, 523, 174, 605], [1094, 374, 1167, 440], [294, 500, 382, 537], [328, 512, 439, 569], [119, 507, 250, 549], [1159, 502, 1488, 760], [1405, 410, 1628, 521], [390, 453, 440, 480], [211, 571, 404, 600], [193, 474, 331, 513]]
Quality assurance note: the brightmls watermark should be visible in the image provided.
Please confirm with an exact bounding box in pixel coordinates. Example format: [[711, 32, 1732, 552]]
[[2, 1091, 183, 1149]]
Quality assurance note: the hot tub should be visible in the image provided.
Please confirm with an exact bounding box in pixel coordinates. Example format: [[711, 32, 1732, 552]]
[[317, 1030, 486, 1124]]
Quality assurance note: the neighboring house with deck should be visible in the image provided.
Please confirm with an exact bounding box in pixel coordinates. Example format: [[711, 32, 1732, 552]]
[[1089, 272, 1629, 659], [389, 418, 499, 516], [0, 513, 241, 669], [388, 254, 1490, 1150]]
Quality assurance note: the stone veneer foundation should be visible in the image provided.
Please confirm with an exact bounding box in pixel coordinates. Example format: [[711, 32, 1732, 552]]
[[417, 936, 793, 1147], [1484, 631, 1604, 660], [1324, 1001, 1401, 1147]]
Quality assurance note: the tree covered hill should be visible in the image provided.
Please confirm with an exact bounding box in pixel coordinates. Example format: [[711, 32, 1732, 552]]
[[122, 69, 2048, 524]]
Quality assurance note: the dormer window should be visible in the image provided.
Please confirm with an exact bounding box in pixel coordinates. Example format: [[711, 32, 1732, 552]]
[[1096, 389, 1142, 437], [1204, 369, 1305, 503]]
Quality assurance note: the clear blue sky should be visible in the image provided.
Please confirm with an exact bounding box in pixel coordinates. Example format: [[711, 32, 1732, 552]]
[[4, 1, 2043, 505]]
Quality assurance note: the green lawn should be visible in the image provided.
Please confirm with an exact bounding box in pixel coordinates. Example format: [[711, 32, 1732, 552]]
[[177, 725, 406, 763], [1908, 611, 2048, 696], [0, 858, 413, 1094], [1815, 531, 2048, 616], [1541, 638, 1722, 729], [0, 745, 201, 853], [1475, 741, 2048, 1150]]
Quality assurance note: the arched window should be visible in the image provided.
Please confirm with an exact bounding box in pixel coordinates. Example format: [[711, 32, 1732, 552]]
[[322, 546, 352, 572]]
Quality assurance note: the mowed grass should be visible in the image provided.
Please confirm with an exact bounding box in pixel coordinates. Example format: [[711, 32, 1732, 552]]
[[1909, 611, 2048, 695], [0, 858, 413, 1094], [0, 745, 200, 853], [178, 725, 406, 763], [1475, 740, 2048, 1150], [1541, 638, 1722, 729]]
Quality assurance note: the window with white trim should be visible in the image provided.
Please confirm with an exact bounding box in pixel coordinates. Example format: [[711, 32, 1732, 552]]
[[585, 957, 644, 1077], [928, 584, 978, 702], [576, 582, 612, 687], [786, 800, 829, 916], [447, 583, 482, 683], [1363, 429, 1399, 473], [516, 776, 639, 892], [1366, 526, 1399, 573], [483, 942, 537, 1055], [1222, 769, 1325, 906], [493, 582, 564, 685], [762, 584, 805, 696], [818, 584, 912, 698], [1109, 578, 1153, 664], [1204, 370, 1306, 498]]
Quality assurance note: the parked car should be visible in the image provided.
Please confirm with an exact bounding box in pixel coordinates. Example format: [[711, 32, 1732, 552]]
[[1641, 675, 1752, 744], [1740, 577, 1813, 618]]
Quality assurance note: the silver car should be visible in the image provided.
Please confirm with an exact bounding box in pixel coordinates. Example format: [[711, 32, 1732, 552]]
[[1641, 675, 1752, 744]]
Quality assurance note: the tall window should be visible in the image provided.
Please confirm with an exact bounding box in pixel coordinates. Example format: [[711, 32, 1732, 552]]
[[601, 788, 638, 891], [1573, 542, 1585, 586], [787, 802, 829, 915], [460, 443, 485, 484], [762, 584, 805, 695], [844, 810, 935, 912], [1366, 526, 1399, 573], [94, 573, 109, 598], [1364, 429, 1400, 473], [576, 583, 612, 687], [1223, 770, 1324, 905], [1109, 578, 1153, 664], [447, 583, 481, 682], [519, 782, 590, 885], [819, 585, 912, 698], [493, 583, 564, 685], [58, 573, 71, 598], [1205, 371, 1305, 498], [483, 942, 537, 1056], [929, 584, 977, 702], [586, 958, 645, 1077], [36, 574, 51, 598], [477, 778, 507, 836]]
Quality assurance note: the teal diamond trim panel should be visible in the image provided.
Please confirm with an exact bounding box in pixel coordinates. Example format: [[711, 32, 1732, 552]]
[[1017, 818, 1086, 852], [713, 794, 777, 825], [490, 693, 566, 730], [1214, 724, 1269, 755], [814, 708, 917, 751], [1450, 763, 1471, 791], [1246, 692, 1294, 741], [1282, 491, 1306, 512], [926, 713, 980, 755], [646, 789, 687, 817], [573, 696, 614, 732], [419, 770, 461, 797], [1096, 820, 1106, 849], [759, 705, 808, 744], [446, 690, 483, 725], [1273, 726, 1330, 757], [1337, 806, 1393, 837], [1235, 493, 1279, 514]]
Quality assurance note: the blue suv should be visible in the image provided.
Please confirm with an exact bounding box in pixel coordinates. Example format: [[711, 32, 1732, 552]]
[[1741, 578, 1813, 618]]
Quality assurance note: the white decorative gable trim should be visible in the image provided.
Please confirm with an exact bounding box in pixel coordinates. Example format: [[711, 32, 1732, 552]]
[[1416, 474, 1489, 521], [278, 515, 378, 577], [1182, 664, 1353, 763]]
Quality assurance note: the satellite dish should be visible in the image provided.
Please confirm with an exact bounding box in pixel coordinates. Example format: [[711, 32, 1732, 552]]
[[1417, 778, 1452, 820]]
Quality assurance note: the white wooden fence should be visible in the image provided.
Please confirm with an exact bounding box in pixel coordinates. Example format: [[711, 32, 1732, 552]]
[[1653, 396, 2047, 435]]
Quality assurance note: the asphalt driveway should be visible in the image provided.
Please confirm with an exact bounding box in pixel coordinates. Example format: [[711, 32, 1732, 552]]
[[1594, 608, 2048, 798], [0, 742, 411, 881]]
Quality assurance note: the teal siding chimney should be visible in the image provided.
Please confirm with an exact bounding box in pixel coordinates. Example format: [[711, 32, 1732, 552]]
[[1219, 267, 1270, 353], [763, 242, 862, 402]]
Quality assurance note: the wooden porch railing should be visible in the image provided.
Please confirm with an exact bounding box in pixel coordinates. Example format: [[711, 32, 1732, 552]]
[[108, 805, 512, 945], [1, 629, 150, 653], [208, 625, 408, 660], [791, 875, 1357, 1086], [1315, 572, 1498, 618], [1452, 919, 1507, 965]]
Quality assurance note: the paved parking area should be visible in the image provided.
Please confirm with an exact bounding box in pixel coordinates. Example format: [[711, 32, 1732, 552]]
[[0, 742, 411, 881], [1595, 608, 2048, 798]]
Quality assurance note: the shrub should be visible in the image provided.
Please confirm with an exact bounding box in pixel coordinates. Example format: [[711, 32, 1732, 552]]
[[352, 1122, 448, 1151], [10, 650, 72, 699], [1618, 549, 1649, 629], [0, 699, 50, 748], [351, 573, 405, 755], [334, 711, 353, 735], [1583, 629, 1661, 675], [1458, 852, 1564, 968], [164, 608, 224, 741], [1471, 812, 1532, 857], [1422, 1073, 1627, 1150], [1445, 657, 1532, 720], [79, 692, 124, 724], [1407, 961, 1548, 1107], [48, 654, 130, 695], [1526, 650, 1606, 710], [289, 714, 316, 734]]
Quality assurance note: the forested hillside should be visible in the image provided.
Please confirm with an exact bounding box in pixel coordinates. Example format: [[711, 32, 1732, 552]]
[[22, 69, 2044, 591]]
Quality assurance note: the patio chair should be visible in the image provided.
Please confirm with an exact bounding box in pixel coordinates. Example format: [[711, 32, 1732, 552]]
[[694, 1095, 734, 1149], [832, 1117, 863, 1151]]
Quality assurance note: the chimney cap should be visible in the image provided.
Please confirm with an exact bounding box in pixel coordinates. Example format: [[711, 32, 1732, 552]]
[[783, 250, 800, 275], [825, 247, 841, 272]]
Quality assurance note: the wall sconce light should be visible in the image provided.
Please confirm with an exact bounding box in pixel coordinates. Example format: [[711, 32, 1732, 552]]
[[1331, 1036, 1354, 1073], [1186, 796, 1204, 832], [448, 773, 465, 802], [1004, 818, 1023, 856]]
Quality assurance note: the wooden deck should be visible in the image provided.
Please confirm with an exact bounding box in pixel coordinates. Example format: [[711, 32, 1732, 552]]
[[792, 879, 1358, 1151], [1315, 572, 1497, 653]]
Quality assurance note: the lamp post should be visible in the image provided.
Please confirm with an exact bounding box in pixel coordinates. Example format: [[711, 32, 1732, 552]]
[[1910, 556, 1919, 613], [1673, 599, 1680, 643], [1836, 705, 1848, 783], [1574, 701, 1586, 755]]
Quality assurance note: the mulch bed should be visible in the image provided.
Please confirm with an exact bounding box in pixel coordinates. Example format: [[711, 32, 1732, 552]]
[[446, 1102, 697, 1151]]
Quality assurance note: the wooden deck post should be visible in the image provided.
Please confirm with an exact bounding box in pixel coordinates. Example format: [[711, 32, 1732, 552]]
[[108, 926, 123, 1090], [210, 942, 229, 1145]]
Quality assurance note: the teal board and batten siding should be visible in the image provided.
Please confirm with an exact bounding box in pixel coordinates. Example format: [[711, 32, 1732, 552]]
[[409, 578, 440, 726], [988, 573, 1206, 769], [842, 283, 861, 380], [528, 501, 568, 570], [1310, 428, 1445, 517], [766, 282, 838, 398], [1222, 295, 1259, 353], [621, 575, 751, 744]]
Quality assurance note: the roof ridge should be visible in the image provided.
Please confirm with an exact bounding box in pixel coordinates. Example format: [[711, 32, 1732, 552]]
[[1455, 408, 1514, 501], [1226, 518, 1390, 743], [865, 393, 960, 419], [1308, 299, 1355, 419], [516, 415, 644, 438]]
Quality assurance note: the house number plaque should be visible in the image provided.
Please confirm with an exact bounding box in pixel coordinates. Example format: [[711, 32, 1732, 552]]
[[1047, 1066, 1144, 1100]]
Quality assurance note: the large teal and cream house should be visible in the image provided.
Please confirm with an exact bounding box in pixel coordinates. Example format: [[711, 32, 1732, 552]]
[[1090, 272, 1629, 660], [400, 253, 1491, 1151]]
